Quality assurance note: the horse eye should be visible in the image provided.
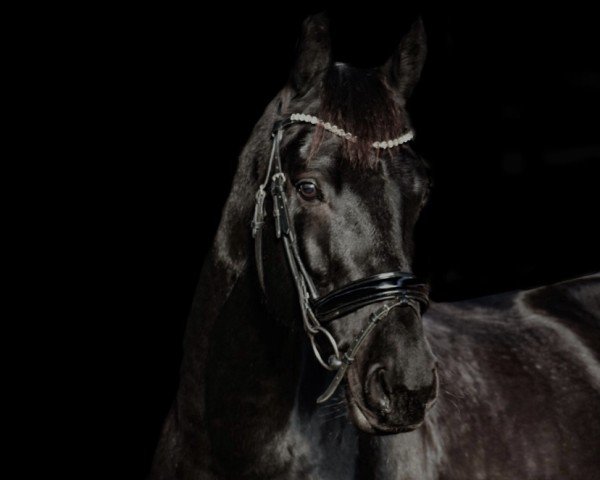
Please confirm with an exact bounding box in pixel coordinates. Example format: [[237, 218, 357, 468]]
[[296, 180, 319, 200]]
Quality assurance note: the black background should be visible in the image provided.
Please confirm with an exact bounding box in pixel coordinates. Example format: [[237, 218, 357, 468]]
[[100, 3, 600, 477]]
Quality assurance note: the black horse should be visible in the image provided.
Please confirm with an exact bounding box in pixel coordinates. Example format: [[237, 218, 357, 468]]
[[150, 15, 600, 479]]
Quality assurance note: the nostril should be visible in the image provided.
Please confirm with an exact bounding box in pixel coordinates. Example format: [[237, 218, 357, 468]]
[[365, 367, 392, 416], [426, 368, 439, 409], [431, 368, 439, 393]]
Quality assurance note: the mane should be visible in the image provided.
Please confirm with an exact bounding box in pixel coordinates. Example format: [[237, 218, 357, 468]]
[[316, 63, 408, 169]]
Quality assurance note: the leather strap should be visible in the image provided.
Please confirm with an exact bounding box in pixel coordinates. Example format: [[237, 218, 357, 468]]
[[312, 272, 429, 322], [252, 129, 284, 295]]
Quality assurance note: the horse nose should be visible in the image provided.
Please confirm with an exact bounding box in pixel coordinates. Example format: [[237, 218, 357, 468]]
[[364, 365, 438, 425]]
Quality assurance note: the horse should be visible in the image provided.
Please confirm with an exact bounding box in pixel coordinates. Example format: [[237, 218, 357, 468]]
[[149, 14, 600, 479]]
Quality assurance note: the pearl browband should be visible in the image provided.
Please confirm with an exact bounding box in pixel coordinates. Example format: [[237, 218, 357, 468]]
[[289, 113, 414, 149]]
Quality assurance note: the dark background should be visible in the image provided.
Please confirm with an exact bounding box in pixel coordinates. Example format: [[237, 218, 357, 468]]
[[103, 3, 599, 477]]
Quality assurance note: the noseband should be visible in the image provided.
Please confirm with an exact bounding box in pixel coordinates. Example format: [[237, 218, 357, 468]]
[[251, 114, 430, 403]]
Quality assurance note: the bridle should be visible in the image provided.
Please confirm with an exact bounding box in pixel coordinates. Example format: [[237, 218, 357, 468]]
[[251, 113, 430, 403]]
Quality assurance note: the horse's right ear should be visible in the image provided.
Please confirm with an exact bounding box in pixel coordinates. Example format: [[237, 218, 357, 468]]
[[380, 17, 427, 101], [289, 13, 331, 96]]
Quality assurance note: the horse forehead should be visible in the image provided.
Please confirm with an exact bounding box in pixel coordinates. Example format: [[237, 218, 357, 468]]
[[295, 129, 385, 172]]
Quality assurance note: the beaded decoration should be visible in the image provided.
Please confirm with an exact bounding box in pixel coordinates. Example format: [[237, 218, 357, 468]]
[[290, 113, 414, 150]]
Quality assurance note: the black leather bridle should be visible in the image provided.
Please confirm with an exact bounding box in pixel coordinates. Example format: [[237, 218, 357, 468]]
[[251, 116, 430, 403]]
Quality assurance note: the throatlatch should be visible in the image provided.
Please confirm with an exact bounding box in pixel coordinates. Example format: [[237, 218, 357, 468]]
[[251, 114, 430, 403]]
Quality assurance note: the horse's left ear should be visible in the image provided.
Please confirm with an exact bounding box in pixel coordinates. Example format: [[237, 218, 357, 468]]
[[381, 17, 427, 100], [289, 13, 332, 96]]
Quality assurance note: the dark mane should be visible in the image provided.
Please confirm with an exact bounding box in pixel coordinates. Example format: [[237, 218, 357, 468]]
[[317, 63, 408, 168]]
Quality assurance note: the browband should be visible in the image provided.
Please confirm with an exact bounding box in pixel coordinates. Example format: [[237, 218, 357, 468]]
[[288, 113, 414, 149]]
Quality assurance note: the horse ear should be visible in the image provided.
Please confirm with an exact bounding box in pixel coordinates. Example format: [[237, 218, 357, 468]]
[[289, 13, 331, 95], [381, 17, 427, 100]]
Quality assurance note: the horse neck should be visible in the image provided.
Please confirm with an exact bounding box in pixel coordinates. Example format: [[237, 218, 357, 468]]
[[175, 251, 305, 472], [172, 137, 308, 469], [170, 101, 348, 474], [174, 100, 280, 421]]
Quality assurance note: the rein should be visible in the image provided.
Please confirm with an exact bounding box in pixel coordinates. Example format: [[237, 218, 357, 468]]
[[251, 114, 430, 403]]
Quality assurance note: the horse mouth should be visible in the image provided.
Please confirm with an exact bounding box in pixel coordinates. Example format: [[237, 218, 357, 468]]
[[344, 364, 436, 435], [346, 393, 424, 434]]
